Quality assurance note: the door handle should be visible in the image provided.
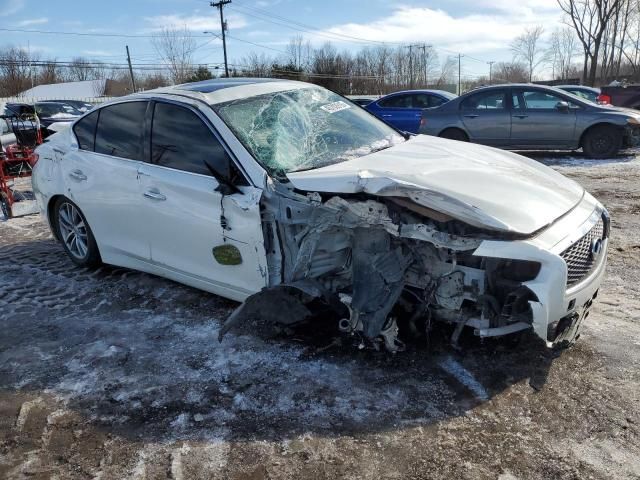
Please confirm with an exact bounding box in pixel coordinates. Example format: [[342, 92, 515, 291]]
[[381, 114, 392, 117], [514, 114, 529, 119], [68, 169, 87, 181], [52, 147, 65, 155], [463, 114, 479, 118], [143, 189, 166, 201]]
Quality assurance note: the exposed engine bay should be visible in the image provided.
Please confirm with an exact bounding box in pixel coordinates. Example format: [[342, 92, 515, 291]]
[[220, 181, 542, 352]]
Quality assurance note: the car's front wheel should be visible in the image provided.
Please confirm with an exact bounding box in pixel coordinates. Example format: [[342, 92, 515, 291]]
[[54, 197, 101, 267], [582, 125, 622, 158]]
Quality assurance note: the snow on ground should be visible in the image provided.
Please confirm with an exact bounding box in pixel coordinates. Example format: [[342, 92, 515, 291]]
[[1, 152, 640, 479]]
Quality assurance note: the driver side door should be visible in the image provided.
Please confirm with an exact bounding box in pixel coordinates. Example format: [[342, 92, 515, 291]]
[[510, 89, 578, 148], [138, 100, 268, 301]]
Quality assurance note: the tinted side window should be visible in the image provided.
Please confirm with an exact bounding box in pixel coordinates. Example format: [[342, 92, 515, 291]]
[[410, 94, 430, 108], [73, 110, 99, 151], [95, 102, 147, 160], [378, 94, 412, 108], [461, 91, 507, 110], [429, 96, 448, 108], [151, 102, 241, 182]]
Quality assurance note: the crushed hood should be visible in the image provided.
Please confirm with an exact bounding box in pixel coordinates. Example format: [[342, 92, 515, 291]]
[[286, 135, 585, 235]]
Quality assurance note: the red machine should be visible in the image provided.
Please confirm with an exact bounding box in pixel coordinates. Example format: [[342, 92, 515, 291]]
[[0, 114, 41, 219]]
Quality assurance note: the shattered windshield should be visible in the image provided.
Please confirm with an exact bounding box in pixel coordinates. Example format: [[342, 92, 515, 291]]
[[212, 86, 404, 175]]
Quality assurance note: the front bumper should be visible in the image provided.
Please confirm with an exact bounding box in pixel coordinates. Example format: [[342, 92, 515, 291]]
[[473, 195, 609, 347]]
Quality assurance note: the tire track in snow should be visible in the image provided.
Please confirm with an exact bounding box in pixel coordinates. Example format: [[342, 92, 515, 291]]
[[438, 356, 489, 401]]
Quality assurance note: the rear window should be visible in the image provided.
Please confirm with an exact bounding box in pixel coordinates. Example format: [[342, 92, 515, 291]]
[[461, 91, 507, 110], [73, 110, 99, 151], [94, 102, 147, 161]]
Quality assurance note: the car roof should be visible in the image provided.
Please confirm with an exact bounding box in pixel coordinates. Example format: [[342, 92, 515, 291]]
[[555, 85, 600, 92], [379, 89, 456, 97], [145, 77, 314, 105], [463, 83, 588, 96]]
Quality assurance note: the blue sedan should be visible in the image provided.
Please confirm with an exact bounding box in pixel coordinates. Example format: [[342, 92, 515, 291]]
[[365, 89, 457, 133]]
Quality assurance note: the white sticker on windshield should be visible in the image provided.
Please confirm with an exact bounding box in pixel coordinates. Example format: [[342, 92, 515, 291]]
[[320, 101, 351, 113]]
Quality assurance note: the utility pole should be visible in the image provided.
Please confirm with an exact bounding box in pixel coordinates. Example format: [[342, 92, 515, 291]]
[[458, 53, 463, 95], [126, 45, 137, 92], [487, 61, 495, 85], [408, 44, 413, 89], [418, 43, 431, 87], [211, 0, 231, 78]]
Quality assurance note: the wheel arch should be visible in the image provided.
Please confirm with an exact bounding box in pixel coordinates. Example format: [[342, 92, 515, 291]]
[[438, 126, 469, 140], [47, 194, 65, 242], [579, 122, 624, 148]]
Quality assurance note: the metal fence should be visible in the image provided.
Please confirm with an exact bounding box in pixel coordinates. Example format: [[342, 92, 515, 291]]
[[0, 97, 119, 106]]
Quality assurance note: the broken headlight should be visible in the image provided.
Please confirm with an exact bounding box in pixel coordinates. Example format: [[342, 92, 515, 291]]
[[490, 259, 541, 282]]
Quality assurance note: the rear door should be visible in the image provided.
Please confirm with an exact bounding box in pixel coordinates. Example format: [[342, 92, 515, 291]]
[[459, 89, 511, 145], [510, 89, 578, 147], [137, 100, 267, 300], [61, 101, 151, 260], [371, 94, 421, 132]]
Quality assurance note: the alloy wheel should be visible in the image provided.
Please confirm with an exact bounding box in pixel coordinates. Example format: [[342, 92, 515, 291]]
[[58, 202, 89, 259]]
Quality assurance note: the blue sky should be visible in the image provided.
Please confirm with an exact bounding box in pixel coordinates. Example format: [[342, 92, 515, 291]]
[[0, 0, 564, 79]]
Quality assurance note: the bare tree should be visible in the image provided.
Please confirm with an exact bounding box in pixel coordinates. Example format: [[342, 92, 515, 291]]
[[548, 27, 579, 79], [558, 0, 624, 85], [37, 59, 61, 86], [435, 56, 456, 87], [240, 52, 273, 77], [0, 47, 34, 96], [67, 57, 92, 81], [493, 62, 529, 83], [140, 72, 170, 90], [511, 26, 547, 82], [152, 27, 197, 84], [285, 35, 312, 71]]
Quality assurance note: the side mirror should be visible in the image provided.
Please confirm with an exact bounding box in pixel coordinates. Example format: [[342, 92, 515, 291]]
[[204, 158, 241, 195], [555, 101, 570, 112]]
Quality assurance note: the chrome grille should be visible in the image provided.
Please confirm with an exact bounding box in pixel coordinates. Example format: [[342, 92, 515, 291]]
[[560, 218, 605, 287]]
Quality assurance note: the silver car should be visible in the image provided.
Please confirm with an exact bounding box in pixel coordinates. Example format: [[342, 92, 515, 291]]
[[419, 84, 640, 158]]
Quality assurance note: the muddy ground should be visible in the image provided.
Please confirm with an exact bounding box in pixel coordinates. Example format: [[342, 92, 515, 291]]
[[1, 154, 639, 480]]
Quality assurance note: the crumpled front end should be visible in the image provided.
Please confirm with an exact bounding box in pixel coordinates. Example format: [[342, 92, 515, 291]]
[[220, 180, 609, 352]]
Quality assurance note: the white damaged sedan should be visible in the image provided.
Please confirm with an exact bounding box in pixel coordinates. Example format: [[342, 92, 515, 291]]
[[32, 78, 609, 352]]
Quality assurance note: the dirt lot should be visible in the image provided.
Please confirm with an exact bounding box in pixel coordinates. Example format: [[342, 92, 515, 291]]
[[1, 154, 639, 480]]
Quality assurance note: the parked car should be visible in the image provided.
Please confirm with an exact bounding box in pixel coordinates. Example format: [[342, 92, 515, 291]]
[[35, 101, 83, 137], [347, 95, 379, 107], [33, 78, 609, 352], [420, 84, 640, 158], [4, 102, 36, 117], [597, 84, 640, 109], [48, 99, 95, 113], [556, 85, 601, 104], [366, 89, 457, 133]]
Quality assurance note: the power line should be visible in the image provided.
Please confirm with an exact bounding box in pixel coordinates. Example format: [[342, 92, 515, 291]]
[[226, 34, 288, 55], [232, 3, 399, 46], [0, 27, 209, 39]]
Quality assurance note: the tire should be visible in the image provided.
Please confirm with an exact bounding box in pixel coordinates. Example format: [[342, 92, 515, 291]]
[[582, 125, 622, 159], [54, 197, 101, 267], [0, 193, 11, 221], [439, 128, 469, 142]]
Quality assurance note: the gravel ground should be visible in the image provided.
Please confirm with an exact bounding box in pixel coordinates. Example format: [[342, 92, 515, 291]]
[[1, 153, 639, 479]]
